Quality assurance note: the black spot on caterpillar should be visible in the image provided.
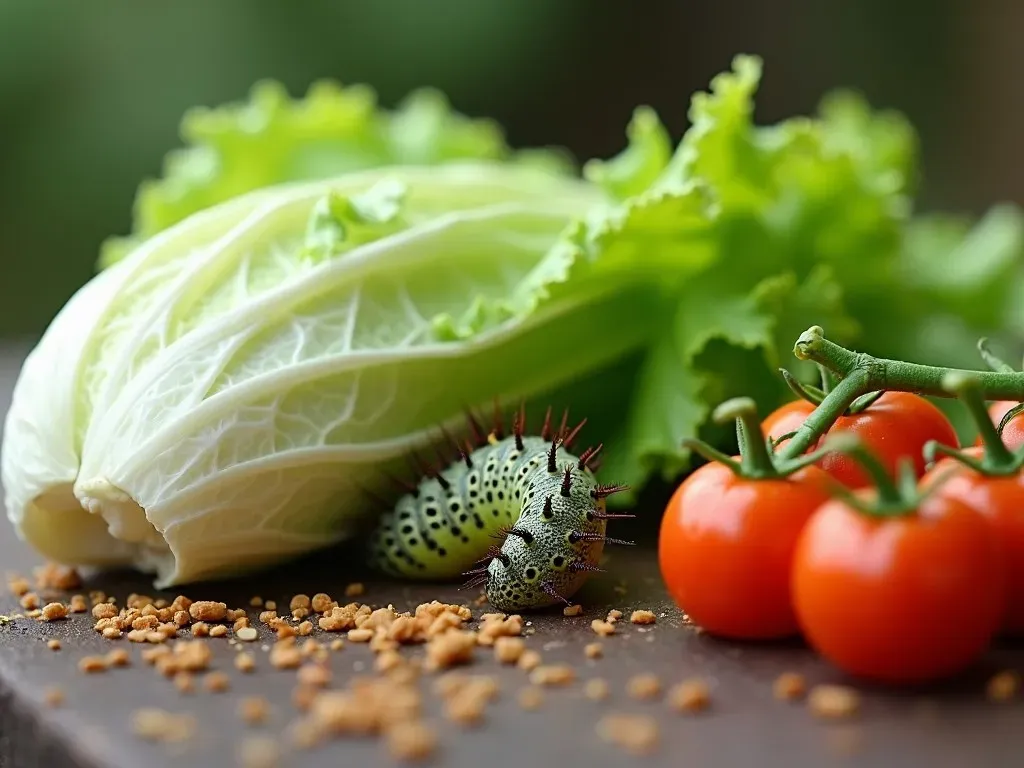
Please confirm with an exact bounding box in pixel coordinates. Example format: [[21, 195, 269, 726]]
[[366, 404, 633, 612]]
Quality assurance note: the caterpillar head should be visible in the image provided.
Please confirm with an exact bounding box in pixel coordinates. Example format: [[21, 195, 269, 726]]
[[479, 464, 631, 612]]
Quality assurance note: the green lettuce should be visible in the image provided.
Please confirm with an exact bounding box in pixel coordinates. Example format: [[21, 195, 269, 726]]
[[6, 54, 1023, 586]]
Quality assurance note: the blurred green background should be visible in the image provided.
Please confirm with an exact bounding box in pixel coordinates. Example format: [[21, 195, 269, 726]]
[[0, 0, 1019, 339]]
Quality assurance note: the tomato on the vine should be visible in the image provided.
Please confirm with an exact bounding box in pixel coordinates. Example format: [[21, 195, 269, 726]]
[[761, 399, 819, 452], [791, 451, 1006, 684], [921, 448, 1024, 636], [977, 400, 1024, 452]]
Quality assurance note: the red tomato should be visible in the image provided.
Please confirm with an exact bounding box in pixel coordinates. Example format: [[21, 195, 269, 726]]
[[819, 393, 958, 489], [977, 401, 1024, 452], [791, 489, 1006, 684], [922, 447, 1024, 636], [658, 460, 833, 641], [761, 399, 819, 453]]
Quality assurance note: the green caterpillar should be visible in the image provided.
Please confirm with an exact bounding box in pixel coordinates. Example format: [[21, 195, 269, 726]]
[[366, 405, 632, 612]]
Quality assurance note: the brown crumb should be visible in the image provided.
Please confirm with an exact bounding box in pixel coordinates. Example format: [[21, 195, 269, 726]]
[[236, 626, 259, 642], [584, 678, 610, 701], [204, 671, 231, 693], [43, 687, 64, 708], [19, 593, 40, 611], [808, 684, 860, 719], [668, 679, 710, 712], [563, 604, 582, 617], [628, 673, 662, 700], [376, 650, 404, 673], [289, 594, 311, 612], [102, 626, 123, 640], [237, 736, 280, 768], [344, 583, 365, 597], [68, 595, 88, 613], [606, 609, 623, 623], [297, 664, 332, 688], [517, 650, 542, 671], [173, 610, 191, 627], [225, 608, 246, 622], [131, 708, 196, 742], [235, 653, 256, 673], [7, 576, 30, 596], [292, 685, 319, 713], [329, 639, 344, 651], [385, 720, 438, 762], [78, 656, 107, 673], [46, 639, 61, 651], [591, 619, 616, 636], [773, 672, 807, 701], [426, 629, 476, 670], [347, 627, 374, 643], [189, 601, 227, 622], [174, 672, 194, 694], [106, 648, 130, 667], [444, 687, 488, 726], [270, 643, 303, 670], [209, 625, 228, 638], [584, 642, 603, 659], [630, 609, 656, 625], [233, 617, 250, 632], [240, 696, 271, 725], [597, 713, 659, 755], [518, 686, 544, 711], [34, 563, 82, 591], [249, 596, 264, 608], [91, 602, 117, 620], [530, 664, 575, 686], [493, 636, 525, 664], [264, 600, 277, 611], [174, 640, 213, 672], [311, 593, 334, 613], [297, 620, 314, 637], [987, 670, 1020, 701], [191, 622, 210, 638]]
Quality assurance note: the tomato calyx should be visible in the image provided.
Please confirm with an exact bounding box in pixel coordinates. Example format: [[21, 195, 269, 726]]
[[924, 372, 1024, 478], [780, 367, 883, 417], [682, 397, 834, 480], [820, 433, 938, 518]]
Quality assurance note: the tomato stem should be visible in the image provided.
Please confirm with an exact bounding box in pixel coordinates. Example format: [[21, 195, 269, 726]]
[[978, 338, 1016, 374], [818, 434, 923, 516], [713, 398, 779, 478], [780, 369, 825, 406]]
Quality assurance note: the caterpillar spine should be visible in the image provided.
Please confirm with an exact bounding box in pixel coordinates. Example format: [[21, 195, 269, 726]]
[[366, 406, 632, 612]]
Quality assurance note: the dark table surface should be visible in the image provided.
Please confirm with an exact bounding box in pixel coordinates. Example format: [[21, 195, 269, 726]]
[[1, 344, 1023, 768]]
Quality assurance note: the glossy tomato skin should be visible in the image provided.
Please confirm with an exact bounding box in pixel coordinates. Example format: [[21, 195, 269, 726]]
[[658, 460, 832, 641], [819, 392, 958, 489], [761, 400, 819, 453], [923, 448, 1024, 636], [791, 492, 1006, 684], [977, 401, 1024, 452]]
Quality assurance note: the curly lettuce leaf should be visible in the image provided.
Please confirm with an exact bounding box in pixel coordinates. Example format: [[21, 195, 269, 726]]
[[99, 80, 574, 269]]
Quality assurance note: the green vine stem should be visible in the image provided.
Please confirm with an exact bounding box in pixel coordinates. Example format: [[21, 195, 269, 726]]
[[681, 397, 836, 480], [777, 326, 1024, 462], [923, 372, 1024, 476]]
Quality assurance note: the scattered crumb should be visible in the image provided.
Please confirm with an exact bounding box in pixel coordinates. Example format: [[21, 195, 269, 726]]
[[191, 622, 210, 638], [92, 602, 117, 620], [344, 583, 365, 597], [606, 609, 623, 623], [235, 653, 256, 673], [329, 639, 344, 652], [240, 696, 271, 725], [43, 687, 64, 707], [270, 643, 303, 670], [808, 684, 860, 719], [174, 672, 194, 694], [19, 593, 40, 611], [297, 620, 314, 637], [311, 593, 335, 613], [174, 640, 213, 672], [47, 639, 61, 651], [517, 650, 541, 671], [264, 601, 277, 612], [236, 626, 259, 642], [518, 686, 544, 710], [131, 708, 197, 743], [347, 628, 374, 643], [667, 679, 710, 712], [189, 601, 227, 622], [106, 648, 130, 667], [627, 673, 662, 700], [987, 670, 1020, 701], [563, 604, 582, 617], [249, 596, 263, 607], [34, 563, 81, 591], [7, 576, 30, 596], [584, 642, 603, 659], [174, 611, 191, 627], [78, 656, 107, 674], [584, 678, 610, 701], [385, 720, 438, 762], [630, 610, 656, 625], [204, 671, 231, 693], [69, 595, 88, 613], [297, 664, 332, 688], [493, 636, 525, 664], [425, 629, 476, 670], [591, 619, 616, 636], [774, 672, 806, 701], [237, 736, 280, 768], [597, 713, 659, 755], [209, 625, 229, 638], [530, 664, 575, 686], [101, 626, 122, 640], [292, 685, 319, 713]]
